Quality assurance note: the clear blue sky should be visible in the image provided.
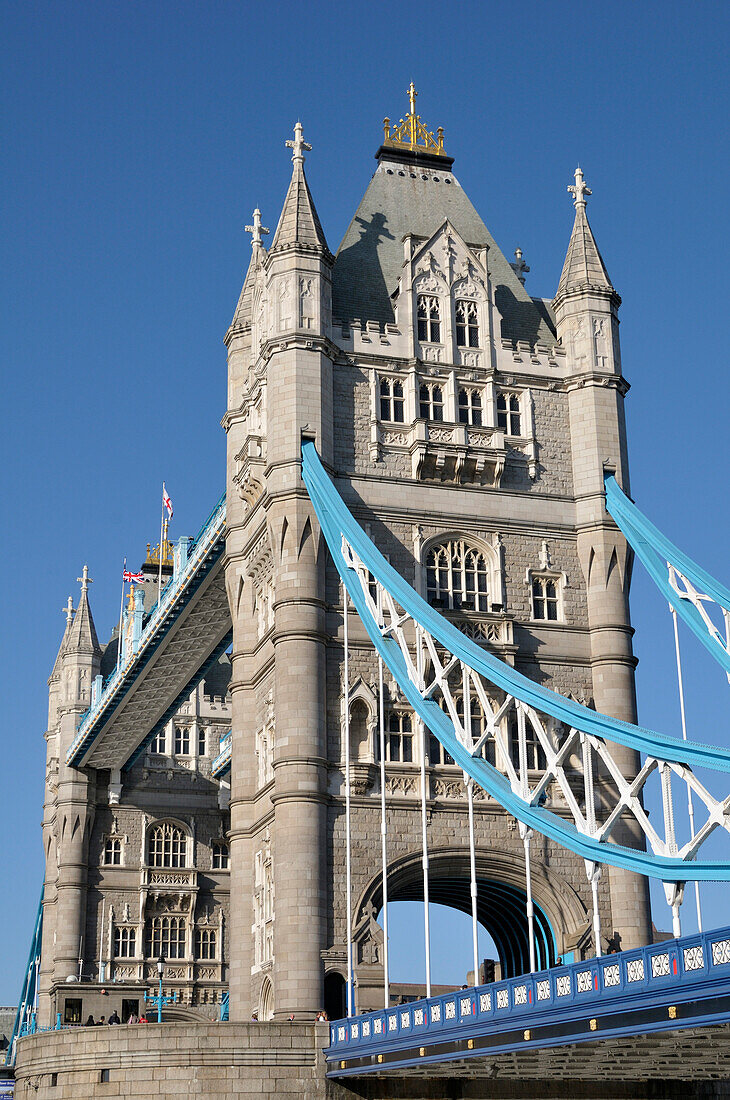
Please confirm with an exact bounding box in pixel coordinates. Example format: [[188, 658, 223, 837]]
[[2, 0, 730, 1003]]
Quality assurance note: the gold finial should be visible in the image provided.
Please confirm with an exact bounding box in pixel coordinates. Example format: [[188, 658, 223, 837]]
[[382, 84, 447, 157], [126, 586, 136, 611]]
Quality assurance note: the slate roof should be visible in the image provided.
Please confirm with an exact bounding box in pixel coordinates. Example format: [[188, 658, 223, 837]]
[[270, 159, 330, 255], [555, 204, 614, 299], [66, 588, 101, 657], [332, 152, 555, 346]]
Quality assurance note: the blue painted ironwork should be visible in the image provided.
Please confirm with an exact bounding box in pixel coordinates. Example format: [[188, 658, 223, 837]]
[[144, 985, 177, 1022], [66, 492, 227, 768], [6, 889, 43, 1067], [301, 441, 730, 881], [605, 476, 730, 677], [220, 991, 229, 1021], [325, 923, 730, 1075]]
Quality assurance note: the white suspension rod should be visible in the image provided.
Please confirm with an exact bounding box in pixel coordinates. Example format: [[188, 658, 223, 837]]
[[671, 607, 703, 931], [523, 828, 536, 973], [378, 653, 390, 1009], [467, 780, 480, 987], [343, 584, 354, 1017], [416, 630, 431, 998]]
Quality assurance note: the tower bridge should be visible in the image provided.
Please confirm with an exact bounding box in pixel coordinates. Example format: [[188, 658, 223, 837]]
[[11, 89, 730, 1097]]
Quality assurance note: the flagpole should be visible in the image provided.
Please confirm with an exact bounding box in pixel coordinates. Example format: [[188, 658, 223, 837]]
[[157, 484, 165, 604], [116, 557, 126, 672]]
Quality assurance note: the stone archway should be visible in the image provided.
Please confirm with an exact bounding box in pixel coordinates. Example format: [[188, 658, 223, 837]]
[[355, 846, 588, 980]]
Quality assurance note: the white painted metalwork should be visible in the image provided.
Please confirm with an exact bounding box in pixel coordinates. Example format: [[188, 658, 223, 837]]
[[415, 629, 432, 998], [668, 564, 730, 683], [671, 605, 704, 932], [341, 536, 730, 929], [378, 651, 390, 1008], [343, 584, 354, 1017]]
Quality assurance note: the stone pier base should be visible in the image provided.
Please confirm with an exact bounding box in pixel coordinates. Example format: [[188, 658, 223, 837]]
[[14, 1021, 330, 1100]]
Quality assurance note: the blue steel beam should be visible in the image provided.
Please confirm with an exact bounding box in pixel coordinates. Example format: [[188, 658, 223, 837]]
[[301, 442, 730, 881], [605, 476, 730, 678], [6, 887, 43, 1067], [325, 922, 730, 1075]]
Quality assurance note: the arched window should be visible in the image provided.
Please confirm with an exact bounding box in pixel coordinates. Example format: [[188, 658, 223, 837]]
[[375, 711, 413, 763], [426, 540, 490, 612], [113, 927, 136, 958], [145, 915, 186, 959], [147, 822, 187, 868], [455, 300, 479, 347], [195, 927, 217, 960], [419, 383, 444, 421], [379, 377, 405, 423], [417, 295, 441, 343], [104, 837, 122, 866], [497, 392, 521, 436], [260, 976, 274, 1020], [458, 388, 482, 426]]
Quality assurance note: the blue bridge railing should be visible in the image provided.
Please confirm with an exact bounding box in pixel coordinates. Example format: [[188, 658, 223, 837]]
[[326, 923, 730, 1073]]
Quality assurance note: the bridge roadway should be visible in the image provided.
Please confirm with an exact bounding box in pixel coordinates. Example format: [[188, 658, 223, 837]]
[[66, 492, 231, 771], [326, 923, 730, 1080]]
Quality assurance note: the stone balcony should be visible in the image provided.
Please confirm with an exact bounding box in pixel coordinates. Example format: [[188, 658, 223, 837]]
[[377, 420, 507, 485]]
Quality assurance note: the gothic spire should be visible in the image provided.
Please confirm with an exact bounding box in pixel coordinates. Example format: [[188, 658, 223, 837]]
[[49, 596, 75, 680], [66, 565, 101, 657], [270, 123, 331, 255], [555, 168, 616, 304]]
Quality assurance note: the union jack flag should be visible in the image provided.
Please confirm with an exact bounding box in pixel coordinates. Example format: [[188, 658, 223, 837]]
[[123, 569, 144, 583], [163, 484, 173, 520]]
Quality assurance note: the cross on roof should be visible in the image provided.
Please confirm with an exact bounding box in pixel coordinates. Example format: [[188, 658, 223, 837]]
[[285, 122, 311, 163], [407, 81, 418, 117], [511, 247, 530, 286], [245, 208, 270, 248], [77, 564, 93, 593], [568, 166, 592, 209], [62, 596, 74, 625]]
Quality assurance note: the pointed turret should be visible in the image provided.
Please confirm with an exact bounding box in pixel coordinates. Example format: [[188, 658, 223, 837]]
[[554, 168, 617, 307], [65, 564, 101, 658], [270, 123, 331, 256], [230, 208, 270, 332]]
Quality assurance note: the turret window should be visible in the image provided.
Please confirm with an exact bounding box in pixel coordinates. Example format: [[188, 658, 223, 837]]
[[497, 393, 521, 436], [195, 927, 217, 960], [426, 540, 490, 612], [379, 377, 405, 423], [375, 711, 413, 763], [455, 300, 479, 347], [113, 927, 136, 958], [104, 838, 122, 866], [146, 915, 186, 959], [532, 577, 559, 621], [419, 383, 444, 421], [212, 841, 229, 870], [458, 388, 483, 426], [148, 822, 187, 868], [417, 295, 441, 343], [174, 726, 190, 755]]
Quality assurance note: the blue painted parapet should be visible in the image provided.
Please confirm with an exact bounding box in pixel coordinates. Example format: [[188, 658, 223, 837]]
[[325, 924, 730, 1074]]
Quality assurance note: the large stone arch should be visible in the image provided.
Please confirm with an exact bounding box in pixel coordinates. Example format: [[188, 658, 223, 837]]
[[354, 845, 588, 980]]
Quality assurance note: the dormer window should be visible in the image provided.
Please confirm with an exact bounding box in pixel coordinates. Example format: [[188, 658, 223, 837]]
[[455, 300, 479, 347], [379, 377, 405, 423], [458, 388, 482, 426], [497, 392, 521, 436], [417, 295, 441, 343], [419, 383, 444, 421]]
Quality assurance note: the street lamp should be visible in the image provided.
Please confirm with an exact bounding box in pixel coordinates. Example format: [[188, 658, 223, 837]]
[[156, 955, 165, 1023]]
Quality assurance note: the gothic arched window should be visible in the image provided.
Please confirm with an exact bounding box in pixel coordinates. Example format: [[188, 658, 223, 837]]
[[419, 383, 444, 421], [497, 392, 521, 436], [375, 711, 413, 763], [426, 540, 490, 612], [455, 300, 479, 347], [147, 822, 187, 868], [195, 927, 217, 960], [458, 388, 482, 426], [379, 377, 405, 423], [145, 915, 186, 959], [417, 295, 441, 343]]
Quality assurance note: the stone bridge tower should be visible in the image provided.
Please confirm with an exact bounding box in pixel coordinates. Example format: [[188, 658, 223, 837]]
[[224, 94, 651, 1022]]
